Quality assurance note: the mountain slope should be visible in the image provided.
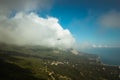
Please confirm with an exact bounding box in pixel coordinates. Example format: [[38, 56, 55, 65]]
[[0, 44, 119, 80]]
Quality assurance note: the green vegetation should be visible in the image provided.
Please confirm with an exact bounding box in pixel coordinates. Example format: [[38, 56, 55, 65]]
[[0, 43, 119, 80]]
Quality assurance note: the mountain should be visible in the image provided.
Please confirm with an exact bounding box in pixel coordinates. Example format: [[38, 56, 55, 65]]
[[0, 43, 119, 80]]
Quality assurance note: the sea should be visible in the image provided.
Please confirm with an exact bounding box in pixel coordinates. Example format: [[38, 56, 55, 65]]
[[80, 48, 120, 66]]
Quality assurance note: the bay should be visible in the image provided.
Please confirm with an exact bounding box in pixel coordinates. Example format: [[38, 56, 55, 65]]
[[80, 48, 120, 66]]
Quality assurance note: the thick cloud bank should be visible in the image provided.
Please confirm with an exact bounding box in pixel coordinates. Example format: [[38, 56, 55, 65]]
[[0, 0, 75, 48], [0, 12, 75, 48]]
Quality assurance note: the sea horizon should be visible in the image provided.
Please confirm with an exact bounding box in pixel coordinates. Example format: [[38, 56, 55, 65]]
[[80, 48, 120, 66]]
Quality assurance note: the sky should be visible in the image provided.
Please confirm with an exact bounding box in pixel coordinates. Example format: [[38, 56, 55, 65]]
[[48, 0, 120, 48], [0, 0, 120, 49]]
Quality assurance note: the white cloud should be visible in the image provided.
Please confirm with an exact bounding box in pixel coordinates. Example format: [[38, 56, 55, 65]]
[[98, 45, 102, 48], [0, 0, 75, 49], [0, 0, 53, 15], [98, 11, 120, 28], [75, 42, 92, 49], [92, 44, 97, 48], [92, 44, 108, 48], [0, 12, 75, 48]]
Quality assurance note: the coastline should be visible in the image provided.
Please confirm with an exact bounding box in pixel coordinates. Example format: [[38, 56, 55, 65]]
[[97, 55, 120, 68], [80, 48, 120, 67]]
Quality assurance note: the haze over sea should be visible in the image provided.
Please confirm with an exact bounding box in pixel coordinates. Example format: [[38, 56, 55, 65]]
[[80, 48, 120, 66]]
